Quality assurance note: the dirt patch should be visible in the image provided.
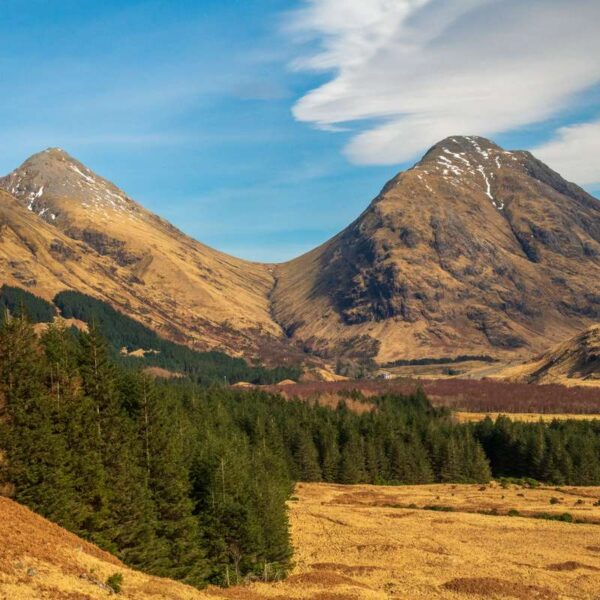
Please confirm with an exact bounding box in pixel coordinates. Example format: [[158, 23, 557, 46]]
[[311, 563, 382, 576], [270, 594, 353, 600], [328, 490, 391, 507], [355, 543, 400, 553], [442, 577, 558, 599], [546, 561, 599, 571], [385, 511, 416, 519], [286, 570, 369, 589], [308, 594, 359, 600], [35, 586, 92, 600]]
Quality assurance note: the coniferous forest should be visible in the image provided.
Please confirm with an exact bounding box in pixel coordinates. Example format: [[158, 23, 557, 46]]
[[0, 285, 302, 385], [1, 314, 600, 588]]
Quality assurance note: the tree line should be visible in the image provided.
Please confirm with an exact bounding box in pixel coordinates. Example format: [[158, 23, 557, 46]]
[[0, 285, 301, 385], [474, 415, 600, 485], [54, 290, 302, 385], [1, 314, 599, 588]]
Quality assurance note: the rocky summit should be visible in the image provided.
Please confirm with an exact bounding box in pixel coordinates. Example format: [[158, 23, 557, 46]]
[[272, 136, 600, 363]]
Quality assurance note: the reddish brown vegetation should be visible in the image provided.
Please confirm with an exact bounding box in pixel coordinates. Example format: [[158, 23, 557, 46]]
[[442, 577, 558, 599], [266, 378, 600, 414], [546, 562, 599, 572]]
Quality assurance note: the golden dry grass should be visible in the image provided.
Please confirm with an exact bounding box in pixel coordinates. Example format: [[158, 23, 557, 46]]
[[265, 483, 600, 599], [454, 411, 600, 423], [0, 496, 213, 600], [206, 482, 600, 600], [3, 483, 600, 599]]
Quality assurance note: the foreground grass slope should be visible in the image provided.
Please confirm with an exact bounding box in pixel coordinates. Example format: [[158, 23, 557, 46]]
[[3, 483, 600, 599], [0, 496, 214, 600]]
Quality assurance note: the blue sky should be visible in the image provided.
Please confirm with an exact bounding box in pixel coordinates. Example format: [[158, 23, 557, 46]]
[[1, 0, 599, 262]]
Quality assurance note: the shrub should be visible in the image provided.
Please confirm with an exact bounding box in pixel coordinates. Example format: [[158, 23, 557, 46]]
[[106, 573, 123, 594], [534, 512, 574, 523], [507, 509, 520, 517], [557, 513, 574, 523], [423, 505, 454, 512], [549, 497, 560, 505]]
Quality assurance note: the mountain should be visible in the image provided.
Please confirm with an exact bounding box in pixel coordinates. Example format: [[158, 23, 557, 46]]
[[272, 136, 600, 363], [0, 148, 285, 358], [498, 325, 600, 386], [1, 138, 599, 365]]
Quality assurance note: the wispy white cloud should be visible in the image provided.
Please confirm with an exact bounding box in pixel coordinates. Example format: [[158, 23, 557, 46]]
[[532, 119, 600, 188], [288, 0, 600, 166]]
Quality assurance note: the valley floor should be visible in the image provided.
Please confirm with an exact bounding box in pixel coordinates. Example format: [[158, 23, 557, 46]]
[[2, 482, 600, 599], [227, 482, 600, 600]]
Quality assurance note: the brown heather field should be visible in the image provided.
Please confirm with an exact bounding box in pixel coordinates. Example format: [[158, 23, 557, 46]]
[[267, 378, 600, 415], [3, 482, 600, 599]]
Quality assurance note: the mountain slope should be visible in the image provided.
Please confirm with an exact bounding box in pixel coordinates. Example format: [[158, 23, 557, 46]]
[[0, 496, 221, 599], [272, 136, 600, 362], [0, 149, 283, 357], [2, 139, 599, 365], [498, 325, 600, 386]]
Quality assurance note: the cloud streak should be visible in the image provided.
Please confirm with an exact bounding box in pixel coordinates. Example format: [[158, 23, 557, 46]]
[[289, 0, 600, 167], [532, 119, 600, 188]]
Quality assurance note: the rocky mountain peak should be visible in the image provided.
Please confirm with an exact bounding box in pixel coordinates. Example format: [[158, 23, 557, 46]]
[[273, 136, 600, 363], [0, 148, 139, 224], [1, 137, 599, 366], [418, 135, 520, 171], [401, 135, 526, 212], [423, 135, 503, 159]]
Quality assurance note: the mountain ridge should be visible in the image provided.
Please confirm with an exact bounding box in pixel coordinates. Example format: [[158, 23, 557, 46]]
[[497, 324, 600, 386], [1, 136, 599, 364]]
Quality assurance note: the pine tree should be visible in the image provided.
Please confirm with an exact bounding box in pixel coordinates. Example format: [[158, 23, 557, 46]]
[[77, 324, 156, 560], [291, 428, 322, 481], [338, 431, 366, 484], [440, 435, 463, 482], [138, 380, 208, 584], [0, 315, 78, 527]]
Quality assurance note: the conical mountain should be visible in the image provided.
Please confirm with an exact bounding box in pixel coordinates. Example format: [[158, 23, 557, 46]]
[[272, 136, 600, 363], [0, 148, 281, 355]]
